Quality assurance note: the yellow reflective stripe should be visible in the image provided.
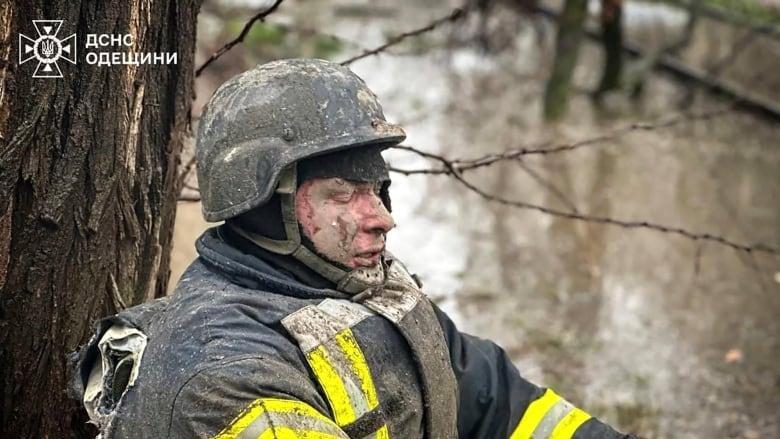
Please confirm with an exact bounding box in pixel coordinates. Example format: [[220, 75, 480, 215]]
[[550, 408, 591, 439], [213, 398, 338, 439], [307, 345, 357, 425], [335, 329, 380, 409], [509, 389, 562, 439], [287, 302, 389, 438], [258, 426, 346, 439], [374, 424, 390, 439]]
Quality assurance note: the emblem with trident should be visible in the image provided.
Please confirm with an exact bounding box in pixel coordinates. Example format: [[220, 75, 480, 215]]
[[19, 20, 77, 78]]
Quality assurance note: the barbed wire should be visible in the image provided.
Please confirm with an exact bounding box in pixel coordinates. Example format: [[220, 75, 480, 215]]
[[185, 4, 778, 257], [178, 103, 777, 256], [196, 0, 286, 77], [390, 106, 734, 176], [339, 5, 470, 66], [389, 137, 779, 256]]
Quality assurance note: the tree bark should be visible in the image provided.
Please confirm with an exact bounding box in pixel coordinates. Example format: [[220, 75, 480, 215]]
[[0, 1, 199, 437], [543, 0, 588, 121]]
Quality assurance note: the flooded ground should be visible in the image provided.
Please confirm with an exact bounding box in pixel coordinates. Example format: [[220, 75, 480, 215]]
[[432, 60, 780, 438], [173, 1, 780, 437]]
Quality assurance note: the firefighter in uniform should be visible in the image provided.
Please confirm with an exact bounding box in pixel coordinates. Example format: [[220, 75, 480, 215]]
[[71, 59, 639, 439]]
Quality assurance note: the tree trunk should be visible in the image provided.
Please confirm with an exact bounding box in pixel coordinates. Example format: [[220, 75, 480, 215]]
[[543, 0, 588, 121], [0, 1, 199, 437], [595, 0, 623, 95]]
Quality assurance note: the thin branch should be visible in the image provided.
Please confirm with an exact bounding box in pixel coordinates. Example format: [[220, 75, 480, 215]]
[[108, 273, 127, 311], [182, 181, 200, 192], [516, 161, 579, 213], [693, 241, 703, 278], [177, 155, 197, 197], [661, 0, 780, 43], [339, 6, 469, 66], [742, 249, 770, 295], [706, 29, 756, 77], [195, 0, 286, 77], [178, 194, 201, 203]]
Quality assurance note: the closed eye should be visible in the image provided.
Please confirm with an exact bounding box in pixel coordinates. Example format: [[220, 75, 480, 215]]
[[329, 192, 354, 203]]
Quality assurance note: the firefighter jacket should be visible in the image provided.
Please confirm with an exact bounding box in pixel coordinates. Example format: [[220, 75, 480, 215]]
[[71, 227, 637, 439]]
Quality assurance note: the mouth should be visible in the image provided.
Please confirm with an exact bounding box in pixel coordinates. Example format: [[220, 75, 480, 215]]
[[352, 247, 384, 267]]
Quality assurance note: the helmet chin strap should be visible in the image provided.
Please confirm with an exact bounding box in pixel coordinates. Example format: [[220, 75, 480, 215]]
[[231, 165, 386, 295]]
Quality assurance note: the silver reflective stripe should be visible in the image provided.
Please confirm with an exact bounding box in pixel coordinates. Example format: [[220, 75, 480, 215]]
[[282, 300, 373, 353], [509, 389, 593, 439], [530, 398, 576, 438], [361, 292, 419, 324], [282, 305, 346, 353], [318, 298, 374, 329], [233, 406, 346, 439]]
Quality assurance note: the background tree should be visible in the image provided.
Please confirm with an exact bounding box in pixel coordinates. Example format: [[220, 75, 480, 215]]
[[595, 0, 623, 97], [0, 1, 200, 437], [543, 0, 588, 121]]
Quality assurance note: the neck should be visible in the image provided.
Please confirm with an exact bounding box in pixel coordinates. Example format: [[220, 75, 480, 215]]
[[219, 224, 335, 289]]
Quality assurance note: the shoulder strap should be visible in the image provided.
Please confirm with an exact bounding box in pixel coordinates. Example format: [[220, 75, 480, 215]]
[[359, 261, 459, 439], [283, 261, 459, 439]]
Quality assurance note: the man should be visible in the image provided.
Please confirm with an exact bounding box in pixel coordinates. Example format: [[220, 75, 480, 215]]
[[71, 59, 638, 438]]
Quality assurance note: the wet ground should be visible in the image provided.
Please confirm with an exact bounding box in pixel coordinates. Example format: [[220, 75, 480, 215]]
[[173, 1, 780, 437], [426, 62, 780, 438]]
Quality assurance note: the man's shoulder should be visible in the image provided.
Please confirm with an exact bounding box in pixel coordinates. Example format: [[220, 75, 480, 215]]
[[72, 285, 314, 438], [73, 256, 316, 401]]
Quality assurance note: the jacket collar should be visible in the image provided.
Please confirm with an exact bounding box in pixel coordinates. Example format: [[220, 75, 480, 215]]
[[195, 227, 351, 300]]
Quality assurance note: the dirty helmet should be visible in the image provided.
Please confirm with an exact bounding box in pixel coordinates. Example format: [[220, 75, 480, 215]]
[[196, 58, 406, 293]]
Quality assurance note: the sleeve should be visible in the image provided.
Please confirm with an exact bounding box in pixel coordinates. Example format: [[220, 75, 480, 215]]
[[168, 356, 350, 439], [431, 305, 639, 439]]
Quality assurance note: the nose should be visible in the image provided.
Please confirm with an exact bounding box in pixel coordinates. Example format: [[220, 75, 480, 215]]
[[356, 193, 394, 234]]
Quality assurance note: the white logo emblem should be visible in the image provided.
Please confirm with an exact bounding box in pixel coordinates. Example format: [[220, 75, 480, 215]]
[[19, 20, 77, 78]]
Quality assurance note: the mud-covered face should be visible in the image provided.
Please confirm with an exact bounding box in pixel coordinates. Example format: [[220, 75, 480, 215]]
[[295, 177, 394, 268]]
